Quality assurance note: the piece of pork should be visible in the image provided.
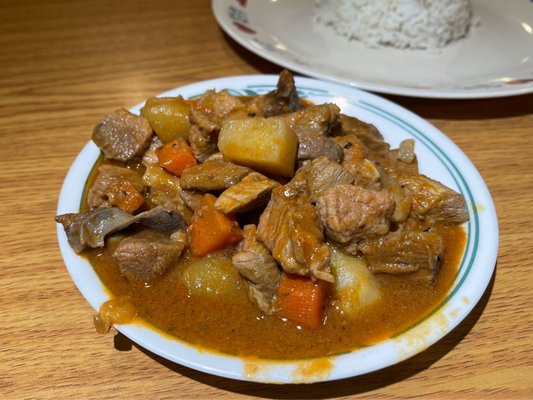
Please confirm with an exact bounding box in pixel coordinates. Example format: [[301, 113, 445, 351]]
[[249, 69, 301, 117], [232, 225, 281, 314], [92, 109, 153, 162], [396, 173, 468, 224], [180, 159, 251, 192], [338, 114, 388, 154], [87, 164, 144, 210], [214, 172, 280, 214], [333, 134, 382, 189], [188, 90, 245, 161], [113, 230, 187, 281], [293, 156, 354, 202], [56, 206, 187, 253], [285, 103, 343, 162], [358, 230, 444, 282], [142, 148, 194, 223], [316, 184, 395, 253], [257, 185, 333, 282], [179, 189, 204, 212]]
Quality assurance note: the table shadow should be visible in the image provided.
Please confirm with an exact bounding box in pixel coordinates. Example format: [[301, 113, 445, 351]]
[[115, 264, 496, 399]]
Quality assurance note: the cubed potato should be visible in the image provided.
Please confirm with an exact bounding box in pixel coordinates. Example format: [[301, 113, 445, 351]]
[[181, 253, 242, 299], [218, 117, 297, 177], [141, 97, 190, 143], [330, 246, 381, 317]]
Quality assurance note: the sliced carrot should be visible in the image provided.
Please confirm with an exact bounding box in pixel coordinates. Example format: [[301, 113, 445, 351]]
[[189, 194, 242, 257], [276, 273, 328, 330], [107, 180, 144, 214], [157, 138, 197, 176]]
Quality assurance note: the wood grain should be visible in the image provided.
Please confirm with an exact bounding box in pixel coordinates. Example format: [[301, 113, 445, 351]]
[[1, 0, 531, 398]]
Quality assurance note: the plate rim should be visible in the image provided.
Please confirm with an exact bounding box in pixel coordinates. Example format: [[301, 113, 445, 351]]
[[56, 74, 499, 383], [211, 0, 533, 99]]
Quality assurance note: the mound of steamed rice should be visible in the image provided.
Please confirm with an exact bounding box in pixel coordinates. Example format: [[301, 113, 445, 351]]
[[313, 0, 473, 50]]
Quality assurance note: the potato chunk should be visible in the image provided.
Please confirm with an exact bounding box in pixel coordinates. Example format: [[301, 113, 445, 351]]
[[218, 117, 297, 177], [330, 246, 381, 317], [141, 97, 190, 143], [181, 253, 241, 298]]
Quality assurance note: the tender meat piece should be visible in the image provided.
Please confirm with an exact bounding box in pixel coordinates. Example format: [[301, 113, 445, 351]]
[[257, 185, 333, 282], [179, 189, 204, 212], [180, 160, 251, 192], [285, 103, 343, 162], [316, 184, 395, 252], [113, 230, 187, 281], [333, 134, 381, 189], [142, 148, 194, 223], [293, 156, 354, 202], [397, 173, 468, 224], [56, 206, 187, 253], [249, 69, 301, 117], [232, 225, 281, 314], [92, 109, 153, 162], [87, 165, 144, 209], [358, 231, 444, 282], [188, 90, 245, 161], [338, 114, 388, 153], [215, 172, 280, 214]]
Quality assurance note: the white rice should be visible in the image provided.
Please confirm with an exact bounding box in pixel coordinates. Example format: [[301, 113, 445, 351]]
[[313, 0, 474, 50]]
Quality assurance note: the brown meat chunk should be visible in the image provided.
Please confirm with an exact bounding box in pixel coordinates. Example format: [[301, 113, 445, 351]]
[[113, 230, 187, 281], [142, 148, 193, 223], [180, 160, 251, 192], [257, 185, 333, 282], [56, 205, 187, 253], [92, 109, 153, 161], [294, 156, 354, 202], [359, 231, 444, 282], [87, 165, 144, 210], [249, 69, 301, 117], [215, 172, 280, 214], [316, 184, 395, 252], [338, 114, 388, 153], [397, 173, 468, 224], [188, 90, 245, 161], [232, 225, 281, 314], [285, 103, 342, 162]]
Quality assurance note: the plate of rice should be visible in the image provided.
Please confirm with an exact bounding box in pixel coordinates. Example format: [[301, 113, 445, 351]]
[[212, 0, 533, 98]]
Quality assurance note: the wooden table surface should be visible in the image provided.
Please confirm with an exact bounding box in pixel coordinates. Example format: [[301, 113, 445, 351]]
[[1, 1, 532, 398]]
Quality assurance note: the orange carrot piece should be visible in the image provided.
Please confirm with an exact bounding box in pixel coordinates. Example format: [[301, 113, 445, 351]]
[[107, 180, 144, 214], [157, 138, 197, 176], [189, 194, 242, 257], [276, 273, 328, 330]]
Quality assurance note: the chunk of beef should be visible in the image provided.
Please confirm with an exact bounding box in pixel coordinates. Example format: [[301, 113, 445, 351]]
[[294, 156, 354, 202], [180, 160, 251, 192], [215, 172, 280, 214], [333, 134, 381, 189], [87, 165, 144, 210], [316, 184, 395, 253], [257, 185, 333, 282], [142, 148, 194, 224], [285, 103, 343, 162], [56, 206, 187, 253], [188, 90, 245, 161], [113, 230, 187, 281], [179, 189, 204, 212], [338, 114, 388, 153], [397, 173, 468, 224], [358, 231, 444, 282], [249, 69, 301, 117], [232, 225, 281, 314], [92, 109, 153, 161]]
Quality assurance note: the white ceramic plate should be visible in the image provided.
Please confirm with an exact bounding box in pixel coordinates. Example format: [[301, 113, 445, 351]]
[[212, 0, 533, 99], [56, 75, 498, 383]]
